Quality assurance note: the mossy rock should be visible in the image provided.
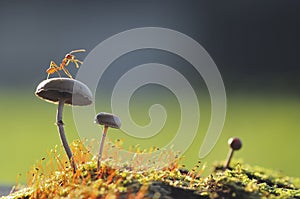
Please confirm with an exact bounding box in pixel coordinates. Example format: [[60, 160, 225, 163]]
[[4, 163, 300, 199], [3, 142, 300, 199]]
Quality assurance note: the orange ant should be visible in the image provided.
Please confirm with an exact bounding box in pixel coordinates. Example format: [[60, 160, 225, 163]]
[[46, 49, 86, 79]]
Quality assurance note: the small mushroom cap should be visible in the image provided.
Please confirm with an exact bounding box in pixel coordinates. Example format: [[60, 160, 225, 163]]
[[228, 137, 242, 150], [94, 112, 121, 129], [35, 78, 93, 106]]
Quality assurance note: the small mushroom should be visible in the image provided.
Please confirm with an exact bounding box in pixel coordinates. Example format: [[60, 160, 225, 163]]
[[224, 137, 242, 169], [94, 112, 121, 171], [35, 78, 93, 172]]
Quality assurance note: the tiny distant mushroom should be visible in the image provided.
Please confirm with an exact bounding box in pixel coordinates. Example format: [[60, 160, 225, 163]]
[[94, 112, 121, 171], [224, 137, 242, 169], [35, 78, 93, 172]]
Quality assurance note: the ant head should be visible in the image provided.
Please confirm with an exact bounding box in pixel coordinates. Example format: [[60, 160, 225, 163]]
[[65, 54, 75, 60]]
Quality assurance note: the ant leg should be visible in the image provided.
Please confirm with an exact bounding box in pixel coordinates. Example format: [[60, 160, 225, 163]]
[[46, 61, 60, 79], [65, 59, 70, 66], [51, 61, 62, 78], [72, 59, 83, 68], [56, 70, 62, 78], [73, 59, 83, 64], [74, 61, 80, 68], [50, 61, 59, 68], [62, 67, 73, 79]]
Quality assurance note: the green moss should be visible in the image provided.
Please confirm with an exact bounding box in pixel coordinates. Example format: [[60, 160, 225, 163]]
[[2, 141, 300, 199], [213, 163, 300, 198]]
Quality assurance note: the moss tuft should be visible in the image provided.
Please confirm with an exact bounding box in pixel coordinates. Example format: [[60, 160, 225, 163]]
[[3, 140, 300, 199]]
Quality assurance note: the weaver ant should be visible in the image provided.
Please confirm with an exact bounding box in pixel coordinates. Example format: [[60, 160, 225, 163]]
[[46, 49, 86, 79]]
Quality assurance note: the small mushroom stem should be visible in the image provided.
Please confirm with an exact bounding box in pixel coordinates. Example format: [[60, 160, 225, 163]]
[[224, 137, 242, 169], [56, 99, 77, 172], [97, 125, 108, 171], [224, 148, 234, 168]]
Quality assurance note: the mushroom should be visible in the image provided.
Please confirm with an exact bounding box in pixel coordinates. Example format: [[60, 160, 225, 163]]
[[224, 137, 242, 169], [35, 78, 93, 172], [94, 112, 121, 171]]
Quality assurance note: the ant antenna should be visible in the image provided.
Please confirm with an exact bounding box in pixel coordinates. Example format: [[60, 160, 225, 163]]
[[68, 49, 86, 54]]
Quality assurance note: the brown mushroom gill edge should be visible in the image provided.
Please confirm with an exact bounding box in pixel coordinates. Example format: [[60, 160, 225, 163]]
[[35, 78, 93, 173]]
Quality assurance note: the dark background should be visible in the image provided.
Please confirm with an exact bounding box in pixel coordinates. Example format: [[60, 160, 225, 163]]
[[0, 0, 299, 93]]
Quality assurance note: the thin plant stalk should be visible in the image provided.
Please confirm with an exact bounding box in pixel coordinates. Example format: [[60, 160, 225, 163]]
[[56, 99, 77, 172], [224, 149, 234, 168], [97, 126, 108, 171]]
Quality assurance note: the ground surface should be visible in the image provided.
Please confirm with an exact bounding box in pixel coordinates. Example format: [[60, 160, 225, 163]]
[[2, 141, 300, 199]]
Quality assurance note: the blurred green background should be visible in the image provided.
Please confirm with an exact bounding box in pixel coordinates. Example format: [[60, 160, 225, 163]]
[[1, 89, 299, 184], [1, 0, 300, 185]]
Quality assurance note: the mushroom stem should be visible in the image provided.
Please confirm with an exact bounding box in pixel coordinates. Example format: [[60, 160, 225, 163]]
[[97, 125, 108, 171], [224, 149, 234, 168], [56, 99, 77, 172], [224, 137, 242, 169]]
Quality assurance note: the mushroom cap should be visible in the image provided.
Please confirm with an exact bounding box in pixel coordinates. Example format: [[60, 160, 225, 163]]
[[228, 137, 242, 150], [35, 78, 93, 106], [94, 112, 121, 129]]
